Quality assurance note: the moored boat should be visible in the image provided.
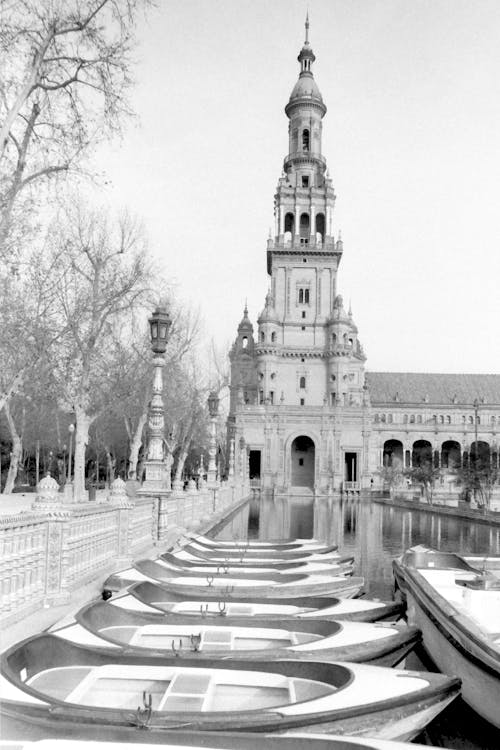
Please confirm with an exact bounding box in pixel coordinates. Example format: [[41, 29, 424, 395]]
[[393, 545, 500, 728], [63, 599, 420, 666], [1, 633, 460, 741], [103, 562, 363, 598], [110, 581, 403, 622], [161, 550, 354, 575], [184, 533, 337, 553], [182, 539, 340, 560]]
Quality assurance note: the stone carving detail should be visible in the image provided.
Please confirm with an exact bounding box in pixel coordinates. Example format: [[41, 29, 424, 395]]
[[108, 477, 133, 508]]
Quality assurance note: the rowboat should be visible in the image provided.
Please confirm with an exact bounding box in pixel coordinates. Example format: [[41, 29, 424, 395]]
[[185, 533, 337, 553], [0, 633, 460, 741], [161, 550, 354, 575], [0, 729, 454, 749], [393, 545, 500, 728], [65, 599, 420, 666], [103, 562, 364, 599], [110, 581, 403, 623], [0, 731, 455, 750], [182, 539, 340, 561]]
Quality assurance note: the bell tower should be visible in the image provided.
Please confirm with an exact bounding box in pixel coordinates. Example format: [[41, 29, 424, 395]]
[[267, 16, 341, 332], [228, 17, 370, 495]]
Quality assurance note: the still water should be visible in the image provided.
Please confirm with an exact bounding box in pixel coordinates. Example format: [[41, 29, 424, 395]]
[[216, 495, 500, 750]]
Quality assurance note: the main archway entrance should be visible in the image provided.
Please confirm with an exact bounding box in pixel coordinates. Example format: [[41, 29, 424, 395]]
[[291, 435, 315, 488]]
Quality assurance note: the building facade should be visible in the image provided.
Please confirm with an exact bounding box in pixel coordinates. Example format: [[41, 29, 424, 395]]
[[228, 21, 500, 495]]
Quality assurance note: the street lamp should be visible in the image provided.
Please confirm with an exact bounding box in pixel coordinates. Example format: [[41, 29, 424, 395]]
[[143, 307, 172, 489], [207, 391, 220, 487]]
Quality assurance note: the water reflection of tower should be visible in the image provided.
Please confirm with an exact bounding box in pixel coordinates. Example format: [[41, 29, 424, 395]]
[[354, 501, 386, 597]]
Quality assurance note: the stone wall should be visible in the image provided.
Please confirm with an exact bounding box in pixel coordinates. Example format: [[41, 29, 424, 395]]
[[0, 476, 248, 627]]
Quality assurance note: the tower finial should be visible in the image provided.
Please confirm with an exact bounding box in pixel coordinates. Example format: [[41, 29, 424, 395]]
[[305, 11, 310, 44], [244, 298, 248, 315]]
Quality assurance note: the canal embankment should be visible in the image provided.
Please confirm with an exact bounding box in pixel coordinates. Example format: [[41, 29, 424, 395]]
[[372, 492, 500, 526]]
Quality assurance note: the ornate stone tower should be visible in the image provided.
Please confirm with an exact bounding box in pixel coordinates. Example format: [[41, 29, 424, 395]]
[[228, 18, 371, 495]]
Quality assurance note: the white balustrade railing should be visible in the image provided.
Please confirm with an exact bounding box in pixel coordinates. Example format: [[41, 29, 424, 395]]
[[0, 478, 249, 625]]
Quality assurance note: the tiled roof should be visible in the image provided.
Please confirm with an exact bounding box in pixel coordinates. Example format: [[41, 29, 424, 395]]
[[366, 372, 500, 406]]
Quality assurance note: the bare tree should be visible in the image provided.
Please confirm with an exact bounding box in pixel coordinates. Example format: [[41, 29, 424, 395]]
[[48, 202, 153, 500], [0, 0, 150, 258]]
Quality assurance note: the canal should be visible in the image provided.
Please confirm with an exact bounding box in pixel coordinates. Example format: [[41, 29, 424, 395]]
[[216, 494, 500, 750]]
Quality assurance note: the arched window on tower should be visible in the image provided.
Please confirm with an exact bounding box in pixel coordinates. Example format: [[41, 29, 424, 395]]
[[316, 213, 325, 242], [284, 212, 294, 243], [302, 129, 310, 151], [271, 331, 276, 342], [242, 336, 248, 349], [299, 213, 310, 243], [260, 331, 265, 343], [304, 288, 310, 304], [299, 376, 306, 389], [298, 289, 304, 304]]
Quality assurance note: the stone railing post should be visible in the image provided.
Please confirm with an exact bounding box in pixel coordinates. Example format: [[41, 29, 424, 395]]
[[108, 477, 134, 566], [32, 474, 71, 605]]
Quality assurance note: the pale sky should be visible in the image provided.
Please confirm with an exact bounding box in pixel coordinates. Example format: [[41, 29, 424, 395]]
[[98, 0, 500, 374]]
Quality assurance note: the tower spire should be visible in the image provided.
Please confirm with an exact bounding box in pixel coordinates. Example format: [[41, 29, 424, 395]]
[[305, 11, 310, 44]]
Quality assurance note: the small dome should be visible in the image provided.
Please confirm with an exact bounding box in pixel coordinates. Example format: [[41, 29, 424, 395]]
[[288, 73, 323, 104], [237, 304, 253, 332], [37, 474, 59, 491]]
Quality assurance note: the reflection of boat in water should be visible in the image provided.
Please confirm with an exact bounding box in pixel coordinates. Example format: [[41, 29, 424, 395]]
[[65, 599, 420, 666], [1, 633, 460, 741], [393, 545, 500, 728], [111, 580, 404, 623], [104, 560, 363, 599]]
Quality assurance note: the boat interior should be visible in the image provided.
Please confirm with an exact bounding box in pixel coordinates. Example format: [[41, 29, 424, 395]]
[[3, 635, 352, 713]]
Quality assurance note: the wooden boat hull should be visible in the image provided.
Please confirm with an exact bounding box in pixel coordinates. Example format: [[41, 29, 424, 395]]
[[393, 547, 500, 728], [116, 581, 403, 622], [70, 600, 420, 666], [1, 634, 460, 741], [184, 534, 335, 551]]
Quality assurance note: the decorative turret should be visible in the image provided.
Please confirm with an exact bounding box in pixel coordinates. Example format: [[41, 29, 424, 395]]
[[229, 304, 258, 412]]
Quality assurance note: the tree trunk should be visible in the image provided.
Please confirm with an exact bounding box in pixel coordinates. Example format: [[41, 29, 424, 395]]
[[164, 452, 174, 490], [2, 403, 22, 493], [127, 410, 148, 480], [73, 404, 90, 502], [105, 447, 116, 486], [174, 447, 189, 484]]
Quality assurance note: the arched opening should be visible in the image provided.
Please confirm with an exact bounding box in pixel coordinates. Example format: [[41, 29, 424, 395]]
[[315, 213, 325, 242], [284, 212, 294, 242], [259, 331, 265, 343], [383, 439, 404, 468], [441, 440, 461, 470], [299, 376, 306, 389], [412, 440, 433, 468], [470, 441, 490, 471], [271, 331, 276, 343], [299, 213, 310, 241], [291, 435, 315, 488], [242, 336, 248, 349], [302, 129, 310, 151]]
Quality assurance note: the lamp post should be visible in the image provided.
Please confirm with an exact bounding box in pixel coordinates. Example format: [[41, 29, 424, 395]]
[[143, 307, 172, 490], [472, 398, 480, 506], [207, 391, 220, 487]]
